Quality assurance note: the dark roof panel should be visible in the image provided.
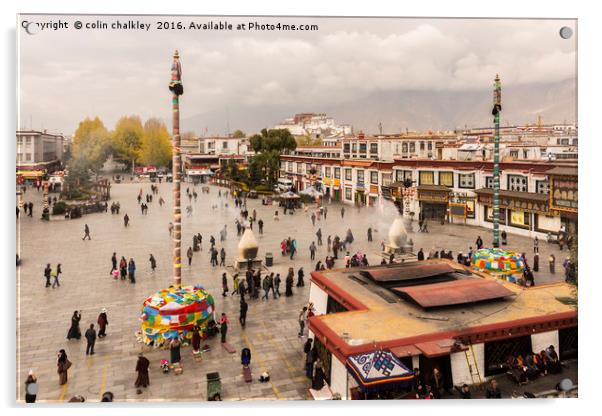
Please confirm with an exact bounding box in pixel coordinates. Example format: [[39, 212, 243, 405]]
[[360, 263, 455, 282], [392, 278, 515, 308]]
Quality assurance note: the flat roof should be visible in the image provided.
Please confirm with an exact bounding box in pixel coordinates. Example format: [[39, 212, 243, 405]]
[[310, 259, 576, 357]]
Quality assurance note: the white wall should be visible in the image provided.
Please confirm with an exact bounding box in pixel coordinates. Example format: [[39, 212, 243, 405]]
[[531, 330, 559, 354], [330, 356, 349, 399], [537, 215, 561, 232], [450, 343, 485, 386], [308, 281, 328, 316]]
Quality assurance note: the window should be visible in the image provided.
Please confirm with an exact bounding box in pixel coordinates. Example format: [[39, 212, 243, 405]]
[[286, 162, 291, 172], [395, 144, 400, 154], [395, 170, 412, 183], [508, 175, 528, 192], [402, 143, 408, 153], [306, 164, 312, 173], [222, 141, 228, 149], [345, 188, 352, 201], [572, 138, 578, 146], [357, 170, 365, 185], [485, 206, 507, 224], [359, 143, 367, 153], [25, 153, 32, 161], [427, 142, 433, 150], [438, 171, 454, 187], [536, 180, 549, 194], [325, 167, 331, 178], [370, 143, 378, 154], [509, 150, 519, 159], [459, 173, 475, 189], [522, 150, 528, 159], [409, 142, 415, 153], [334, 167, 341, 179], [485, 176, 494, 189], [344, 168, 352, 181], [351, 143, 357, 152], [370, 171, 378, 184], [296, 163, 302, 174], [419, 171, 434, 185], [343, 143, 350, 153], [420, 141, 425, 151]]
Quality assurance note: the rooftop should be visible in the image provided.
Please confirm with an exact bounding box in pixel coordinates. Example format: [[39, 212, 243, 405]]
[[309, 259, 576, 358]]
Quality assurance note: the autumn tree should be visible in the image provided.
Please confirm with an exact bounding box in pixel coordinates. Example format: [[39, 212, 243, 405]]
[[140, 118, 172, 167], [111, 115, 145, 168], [68, 117, 111, 182], [296, 134, 323, 147]]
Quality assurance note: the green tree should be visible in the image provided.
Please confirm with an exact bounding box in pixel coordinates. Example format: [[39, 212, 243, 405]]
[[140, 118, 172, 167], [249, 128, 296, 153], [232, 129, 245, 138], [111, 115, 145, 168], [296, 134, 323, 147]]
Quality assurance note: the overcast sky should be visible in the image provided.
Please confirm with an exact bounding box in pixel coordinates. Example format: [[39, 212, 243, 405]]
[[18, 15, 576, 136]]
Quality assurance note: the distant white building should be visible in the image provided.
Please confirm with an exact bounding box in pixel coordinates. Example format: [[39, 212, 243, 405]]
[[198, 136, 250, 156], [274, 112, 352, 141], [16, 130, 65, 172]]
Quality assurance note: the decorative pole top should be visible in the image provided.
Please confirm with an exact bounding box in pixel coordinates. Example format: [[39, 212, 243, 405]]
[[492, 74, 502, 115], [169, 50, 184, 96]]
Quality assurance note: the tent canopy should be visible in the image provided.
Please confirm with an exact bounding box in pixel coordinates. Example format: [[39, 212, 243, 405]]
[[280, 191, 300, 199], [299, 186, 323, 197], [346, 349, 414, 393]]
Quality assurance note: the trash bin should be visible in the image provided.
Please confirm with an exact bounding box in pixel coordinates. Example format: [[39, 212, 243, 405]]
[[206, 372, 221, 401], [265, 252, 273, 267]]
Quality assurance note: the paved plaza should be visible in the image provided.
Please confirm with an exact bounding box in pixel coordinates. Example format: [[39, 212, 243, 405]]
[[16, 180, 568, 402]]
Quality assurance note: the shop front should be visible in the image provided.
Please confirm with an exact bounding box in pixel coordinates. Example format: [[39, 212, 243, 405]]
[[548, 166, 578, 236], [417, 185, 451, 221], [476, 188, 555, 236]]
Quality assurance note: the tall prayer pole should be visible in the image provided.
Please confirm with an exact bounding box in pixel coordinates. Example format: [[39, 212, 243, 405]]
[[491, 74, 502, 248], [169, 50, 184, 287]]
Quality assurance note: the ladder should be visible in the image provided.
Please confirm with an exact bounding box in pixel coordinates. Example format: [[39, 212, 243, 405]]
[[464, 344, 483, 386]]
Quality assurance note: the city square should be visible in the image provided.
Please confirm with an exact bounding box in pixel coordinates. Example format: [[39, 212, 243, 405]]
[[16, 178, 573, 402], [15, 14, 578, 404]]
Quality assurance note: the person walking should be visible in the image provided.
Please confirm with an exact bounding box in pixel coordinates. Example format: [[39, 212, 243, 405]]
[[24, 370, 38, 403], [290, 239, 298, 260], [417, 248, 425, 261], [296, 267, 305, 287], [219, 313, 229, 343], [501, 230, 507, 245], [110, 252, 117, 274], [149, 254, 157, 274], [169, 337, 181, 364], [97, 308, 108, 338], [549, 253, 556, 274], [309, 242, 317, 261], [341, 206, 345, 218], [85, 324, 96, 355], [239, 298, 248, 327], [298, 306, 308, 337], [316, 228, 323, 246], [57, 349, 71, 385], [67, 311, 82, 340], [119, 257, 127, 280], [211, 248, 219, 267], [311, 212, 316, 226], [51, 264, 62, 288], [82, 224, 91, 240], [274, 273, 281, 298], [135, 353, 150, 392], [367, 227, 373, 242], [44, 264, 52, 288], [187, 247, 193, 266], [258, 219, 264, 234], [28, 202, 34, 217], [128, 258, 136, 283], [219, 247, 226, 266], [232, 275, 239, 295], [123, 214, 130, 227], [285, 268, 294, 297], [222, 272, 229, 297], [262, 274, 270, 300], [476, 236, 483, 250]]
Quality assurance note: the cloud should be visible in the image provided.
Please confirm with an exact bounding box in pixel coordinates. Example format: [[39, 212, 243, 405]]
[[17, 16, 576, 135]]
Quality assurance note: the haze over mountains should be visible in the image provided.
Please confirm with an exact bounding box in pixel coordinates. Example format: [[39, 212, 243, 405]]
[[182, 78, 576, 136]]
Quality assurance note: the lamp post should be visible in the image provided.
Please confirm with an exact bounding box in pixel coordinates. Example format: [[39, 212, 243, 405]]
[[169, 50, 184, 287], [492, 74, 502, 248]]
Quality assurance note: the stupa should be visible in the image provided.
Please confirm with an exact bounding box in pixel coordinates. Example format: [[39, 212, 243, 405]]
[[234, 227, 263, 271], [383, 217, 414, 256]]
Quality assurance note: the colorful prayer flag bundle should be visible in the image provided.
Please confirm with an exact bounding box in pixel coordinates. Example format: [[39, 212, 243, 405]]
[[139, 285, 214, 346], [471, 248, 525, 276]]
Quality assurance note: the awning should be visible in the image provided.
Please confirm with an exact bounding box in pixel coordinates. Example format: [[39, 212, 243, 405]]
[[390, 345, 421, 358], [415, 339, 468, 358], [346, 349, 414, 393]]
